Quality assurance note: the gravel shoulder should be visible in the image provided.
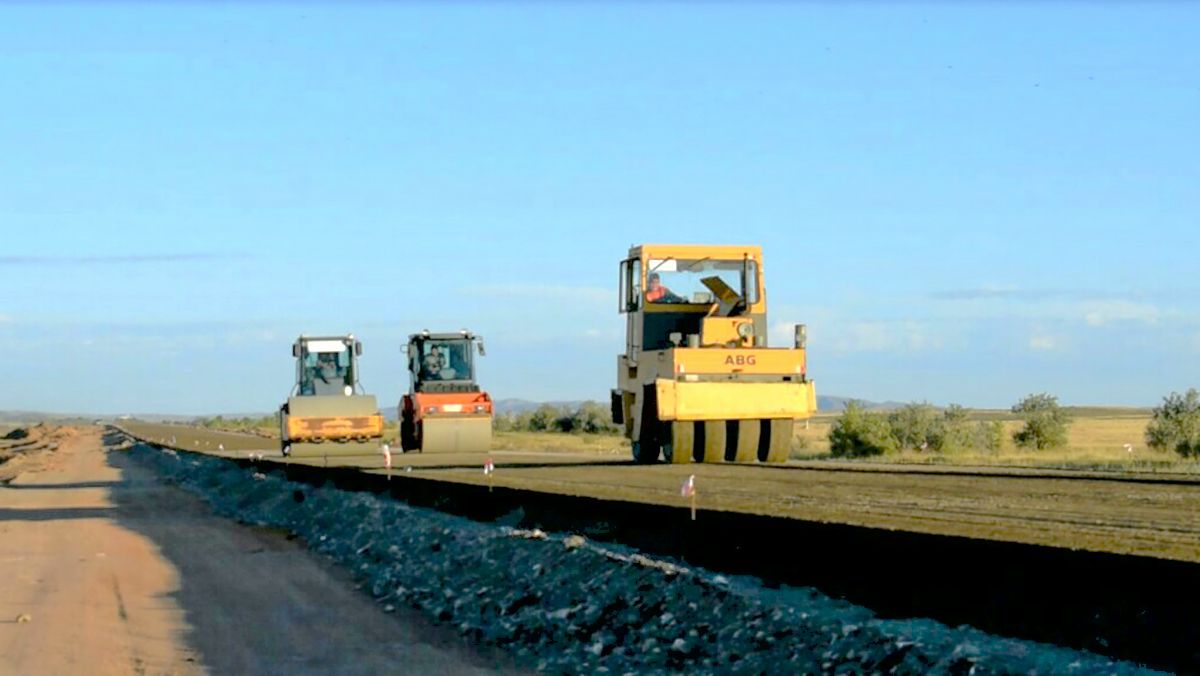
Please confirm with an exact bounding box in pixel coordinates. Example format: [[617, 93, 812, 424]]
[[123, 436, 1155, 674]]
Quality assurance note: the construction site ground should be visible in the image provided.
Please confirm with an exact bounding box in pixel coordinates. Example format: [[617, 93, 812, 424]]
[[0, 426, 513, 674], [120, 422, 1200, 565]]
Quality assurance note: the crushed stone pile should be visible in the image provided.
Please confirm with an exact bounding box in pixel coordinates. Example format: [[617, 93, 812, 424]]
[[3, 427, 29, 441], [128, 444, 1155, 675]]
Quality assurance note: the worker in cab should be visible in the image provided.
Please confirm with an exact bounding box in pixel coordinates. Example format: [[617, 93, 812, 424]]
[[646, 272, 685, 304], [420, 346, 442, 381], [311, 352, 346, 394]]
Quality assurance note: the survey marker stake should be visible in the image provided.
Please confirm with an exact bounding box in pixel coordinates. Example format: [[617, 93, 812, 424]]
[[681, 474, 697, 521]]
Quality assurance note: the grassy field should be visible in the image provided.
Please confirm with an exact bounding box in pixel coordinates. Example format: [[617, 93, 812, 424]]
[[119, 406, 1197, 474], [792, 408, 1200, 472]]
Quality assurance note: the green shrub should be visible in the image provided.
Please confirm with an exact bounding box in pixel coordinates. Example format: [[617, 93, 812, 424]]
[[829, 401, 898, 457], [1011, 393, 1071, 450], [887, 403, 940, 451], [493, 402, 619, 435], [528, 404, 565, 432], [934, 405, 972, 453], [974, 420, 1005, 453], [1145, 388, 1200, 458], [569, 401, 620, 434]]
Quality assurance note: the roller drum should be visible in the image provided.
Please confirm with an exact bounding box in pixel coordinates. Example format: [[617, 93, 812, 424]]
[[419, 415, 492, 453]]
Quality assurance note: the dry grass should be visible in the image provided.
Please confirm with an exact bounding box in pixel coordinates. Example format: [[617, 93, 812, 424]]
[[493, 431, 629, 455], [793, 410, 1200, 473]]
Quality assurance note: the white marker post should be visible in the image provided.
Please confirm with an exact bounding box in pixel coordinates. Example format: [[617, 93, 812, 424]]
[[484, 457, 495, 492], [681, 474, 697, 521], [381, 443, 392, 481]]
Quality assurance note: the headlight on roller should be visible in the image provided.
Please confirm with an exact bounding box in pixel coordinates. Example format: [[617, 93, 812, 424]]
[[737, 322, 754, 338]]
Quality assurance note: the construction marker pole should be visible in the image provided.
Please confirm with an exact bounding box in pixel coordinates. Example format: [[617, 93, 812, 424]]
[[381, 443, 392, 482], [484, 457, 495, 493], [681, 474, 697, 521]]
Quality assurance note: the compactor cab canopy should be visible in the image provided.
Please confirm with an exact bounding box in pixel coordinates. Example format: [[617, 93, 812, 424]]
[[403, 331, 486, 394], [619, 244, 771, 353], [291, 335, 364, 397]]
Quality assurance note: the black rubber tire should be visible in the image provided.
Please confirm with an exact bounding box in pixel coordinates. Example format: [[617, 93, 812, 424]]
[[400, 413, 417, 452], [632, 439, 660, 464]]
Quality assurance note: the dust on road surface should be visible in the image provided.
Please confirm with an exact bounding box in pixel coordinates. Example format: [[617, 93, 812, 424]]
[[0, 427, 512, 675]]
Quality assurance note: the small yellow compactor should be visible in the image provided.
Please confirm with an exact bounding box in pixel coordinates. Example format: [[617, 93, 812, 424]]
[[612, 244, 816, 463], [278, 334, 386, 457]]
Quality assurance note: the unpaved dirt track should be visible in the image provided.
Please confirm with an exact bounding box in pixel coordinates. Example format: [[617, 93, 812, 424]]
[[0, 428, 510, 675]]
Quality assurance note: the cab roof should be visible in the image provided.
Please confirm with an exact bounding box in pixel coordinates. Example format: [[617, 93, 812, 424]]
[[407, 330, 479, 342], [627, 244, 763, 261]]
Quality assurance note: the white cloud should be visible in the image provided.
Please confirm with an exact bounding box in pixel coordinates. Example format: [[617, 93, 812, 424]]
[[0, 314, 10, 324], [1028, 334, 1061, 351], [223, 329, 279, 346], [458, 284, 613, 305], [772, 319, 943, 353], [1081, 300, 1162, 327]]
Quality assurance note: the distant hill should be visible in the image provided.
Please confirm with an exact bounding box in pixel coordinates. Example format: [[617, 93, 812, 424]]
[[496, 396, 899, 415], [1, 395, 997, 426], [493, 399, 588, 415], [0, 410, 117, 424], [817, 396, 907, 412]]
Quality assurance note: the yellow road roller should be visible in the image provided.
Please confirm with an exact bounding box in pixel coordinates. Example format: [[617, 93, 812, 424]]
[[279, 334, 386, 457], [612, 244, 816, 463]]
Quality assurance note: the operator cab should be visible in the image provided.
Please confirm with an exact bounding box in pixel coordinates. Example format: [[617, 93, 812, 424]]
[[404, 331, 486, 394], [292, 336, 363, 397], [619, 245, 767, 352]]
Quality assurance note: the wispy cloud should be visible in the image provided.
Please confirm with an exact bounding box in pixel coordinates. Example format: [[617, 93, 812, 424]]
[[932, 285, 1200, 305], [1028, 334, 1063, 351], [0, 253, 245, 266], [458, 284, 613, 305], [929, 286, 1106, 302], [772, 319, 944, 353], [930, 285, 1031, 301], [1081, 300, 1162, 327]]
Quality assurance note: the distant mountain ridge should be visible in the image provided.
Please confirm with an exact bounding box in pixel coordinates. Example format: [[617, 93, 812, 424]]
[[0, 396, 900, 425], [487, 396, 894, 415]]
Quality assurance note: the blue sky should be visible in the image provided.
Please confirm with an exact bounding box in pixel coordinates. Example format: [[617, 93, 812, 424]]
[[1, 2, 1197, 414]]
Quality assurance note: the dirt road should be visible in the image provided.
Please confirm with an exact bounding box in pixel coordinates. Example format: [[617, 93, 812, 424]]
[[0, 428, 509, 675]]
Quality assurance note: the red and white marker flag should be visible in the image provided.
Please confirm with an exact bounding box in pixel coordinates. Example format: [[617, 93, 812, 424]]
[[680, 474, 696, 497], [484, 457, 495, 475]]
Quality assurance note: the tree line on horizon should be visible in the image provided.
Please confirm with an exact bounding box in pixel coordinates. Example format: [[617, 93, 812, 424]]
[[830, 389, 1200, 459]]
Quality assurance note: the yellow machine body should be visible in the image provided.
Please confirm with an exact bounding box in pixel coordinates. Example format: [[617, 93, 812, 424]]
[[278, 335, 386, 458], [613, 244, 816, 464]]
